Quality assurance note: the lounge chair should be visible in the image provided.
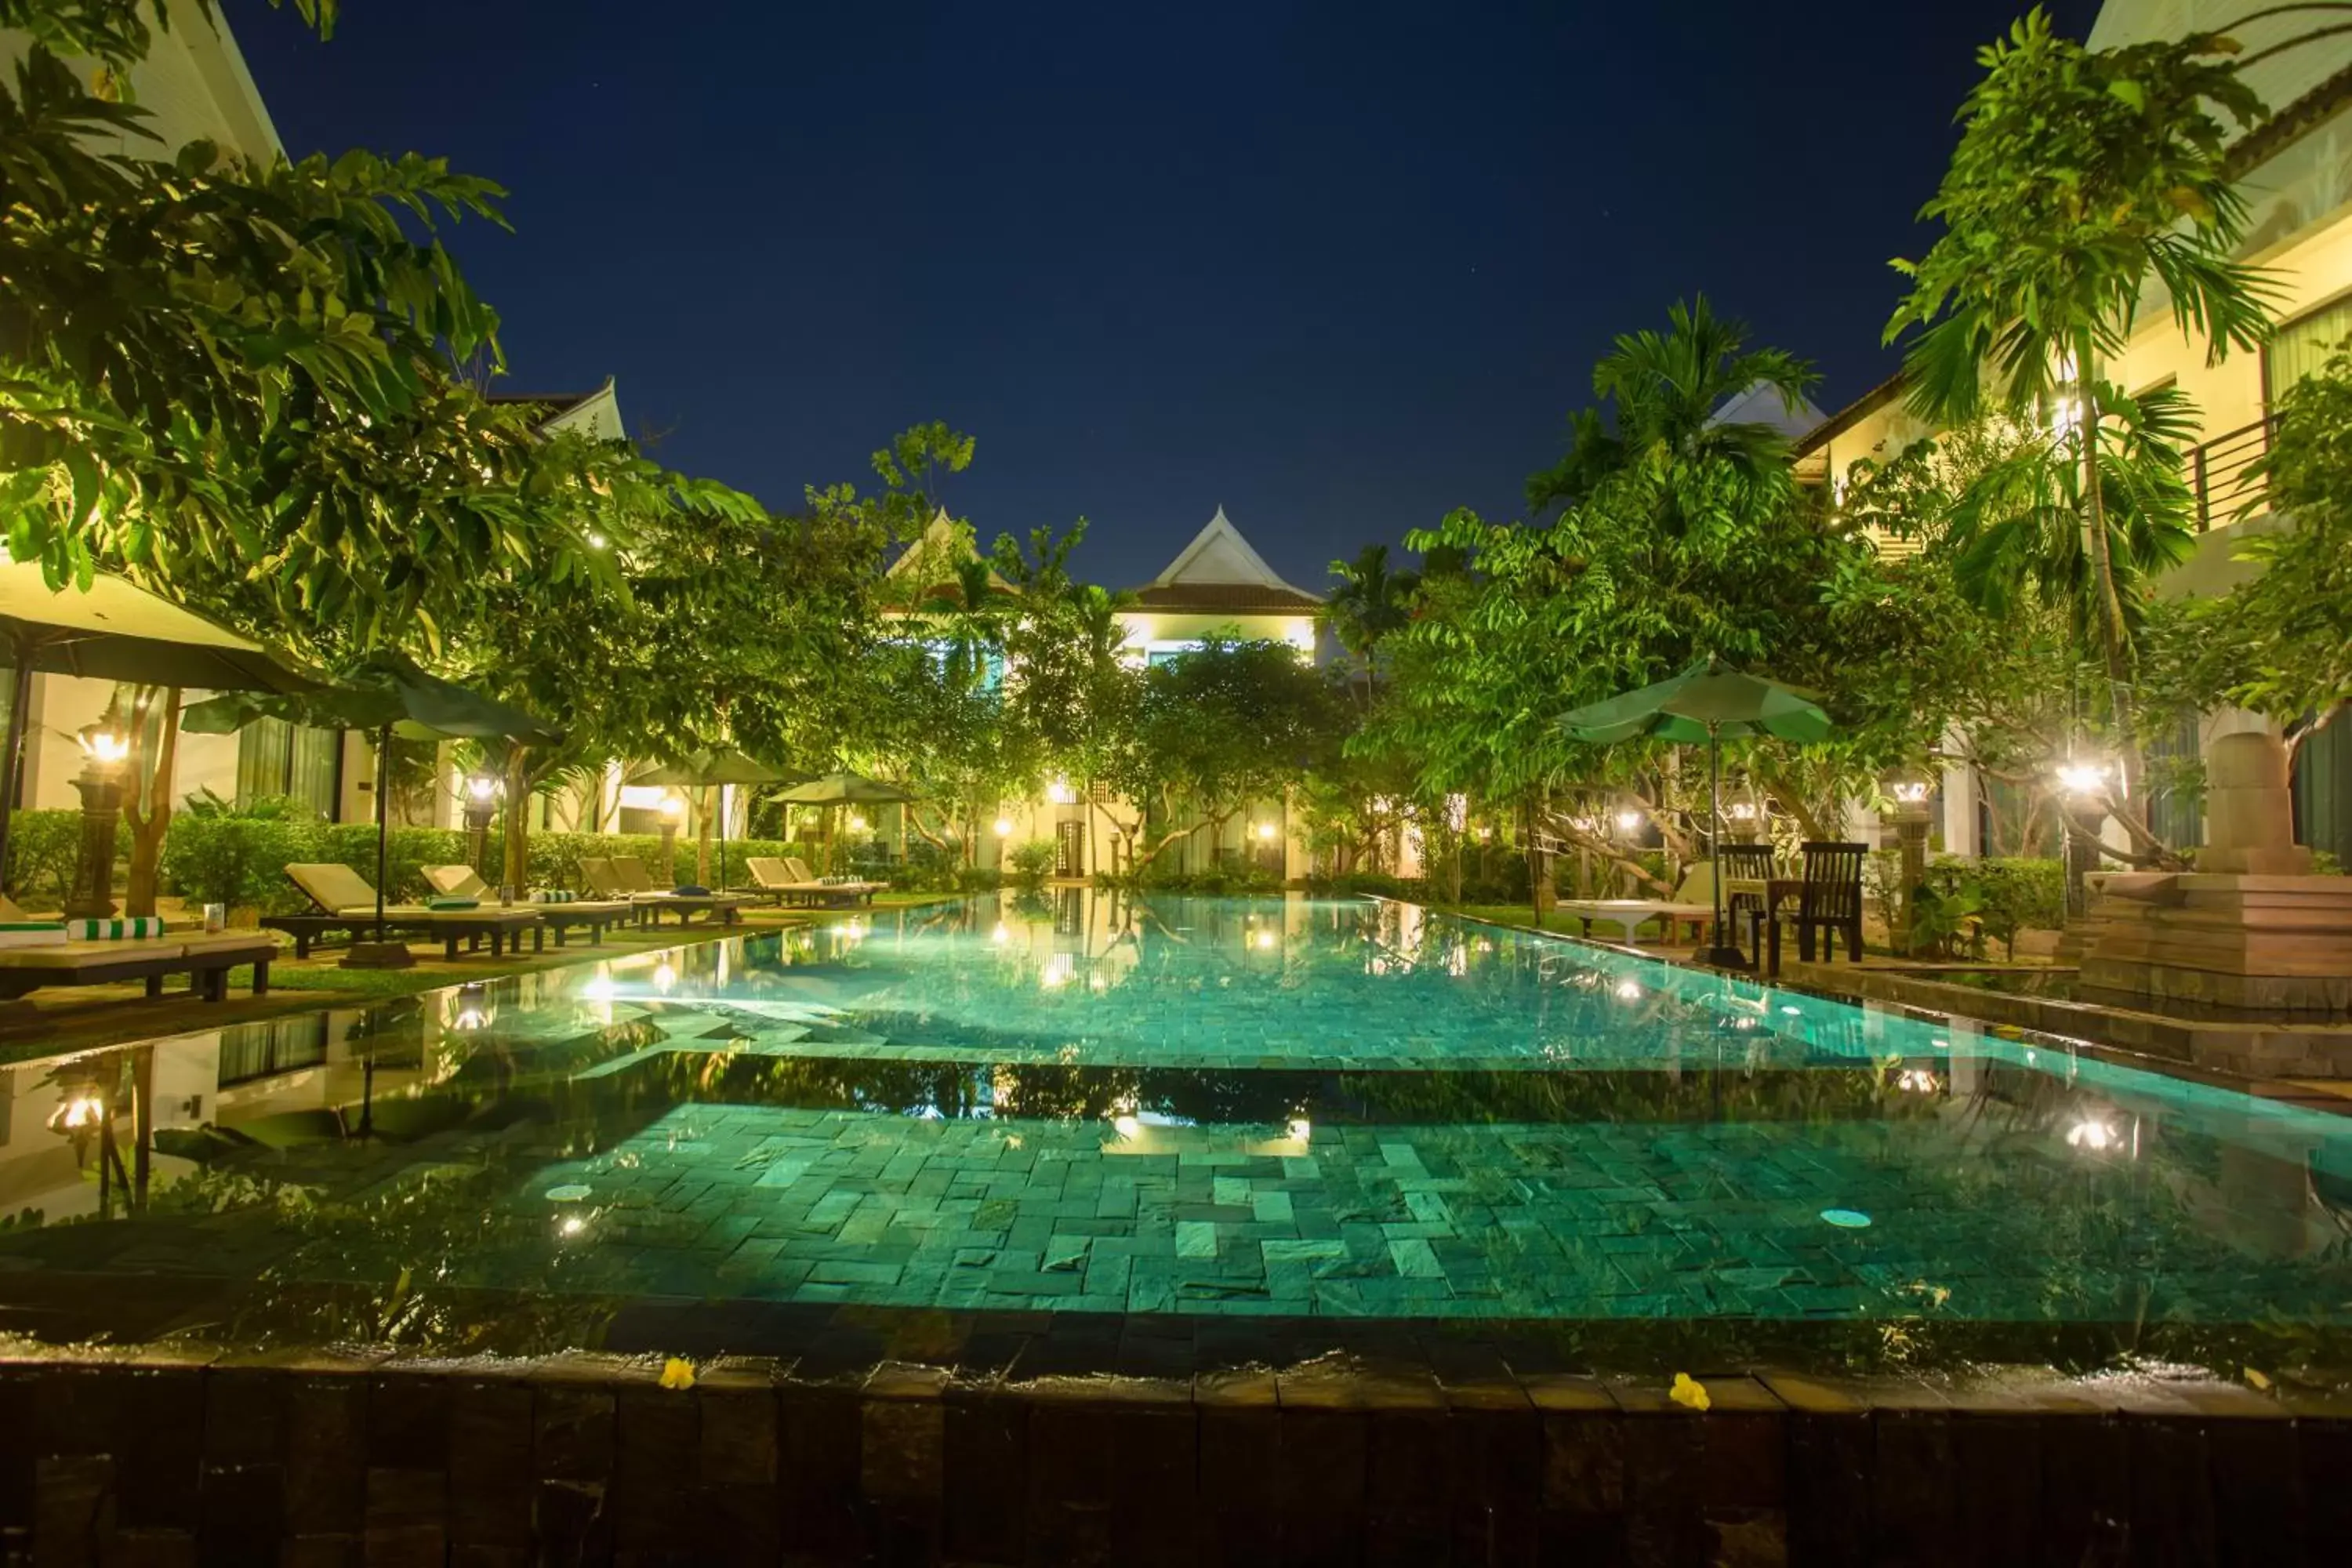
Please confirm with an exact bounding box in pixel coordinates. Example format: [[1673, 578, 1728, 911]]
[[421, 866, 632, 948], [0, 897, 273, 1001], [741, 856, 880, 908], [1554, 863, 1719, 946], [582, 856, 743, 928], [267, 863, 543, 960]]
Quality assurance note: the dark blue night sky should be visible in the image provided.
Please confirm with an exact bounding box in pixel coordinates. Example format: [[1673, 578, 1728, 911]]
[[225, 0, 2100, 592]]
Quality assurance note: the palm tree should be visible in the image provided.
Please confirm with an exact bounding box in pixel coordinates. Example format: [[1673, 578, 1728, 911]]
[[1526, 295, 1817, 527], [1323, 543, 1420, 699], [1942, 383, 2199, 655]]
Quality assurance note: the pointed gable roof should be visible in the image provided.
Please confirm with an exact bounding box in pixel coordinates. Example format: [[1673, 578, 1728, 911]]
[[1131, 506, 1321, 612], [1707, 379, 1826, 441], [884, 509, 1013, 608]]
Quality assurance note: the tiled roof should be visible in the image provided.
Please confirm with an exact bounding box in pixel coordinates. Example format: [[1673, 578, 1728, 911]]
[[1127, 582, 1322, 612]]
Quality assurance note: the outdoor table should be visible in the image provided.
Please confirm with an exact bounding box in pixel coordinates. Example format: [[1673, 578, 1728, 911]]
[[1722, 874, 1804, 974]]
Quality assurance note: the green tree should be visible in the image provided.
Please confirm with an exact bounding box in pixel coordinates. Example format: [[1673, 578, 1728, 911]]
[[0, 2, 580, 629], [1322, 543, 1419, 703], [1095, 640, 1345, 873], [2187, 343, 2352, 753], [1526, 294, 1817, 527], [1885, 7, 2270, 811]]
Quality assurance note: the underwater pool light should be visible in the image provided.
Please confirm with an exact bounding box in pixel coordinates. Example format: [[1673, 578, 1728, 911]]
[[2066, 1119, 2118, 1152], [1819, 1208, 1872, 1229]]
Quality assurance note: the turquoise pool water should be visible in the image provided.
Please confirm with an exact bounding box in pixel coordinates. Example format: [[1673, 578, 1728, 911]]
[[0, 892, 2346, 1367]]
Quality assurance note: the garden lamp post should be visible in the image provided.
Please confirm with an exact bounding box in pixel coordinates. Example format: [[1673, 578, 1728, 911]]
[[462, 770, 500, 878], [2056, 760, 2108, 920], [1882, 775, 1934, 953], [1725, 800, 1762, 843], [64, 721, 129, 920], [657, 793, 684, 884]]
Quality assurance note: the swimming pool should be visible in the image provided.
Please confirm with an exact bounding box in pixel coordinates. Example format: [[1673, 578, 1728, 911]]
[[1, 891, 2346, 1370]]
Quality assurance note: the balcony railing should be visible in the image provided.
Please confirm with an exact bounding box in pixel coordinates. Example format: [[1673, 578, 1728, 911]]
[[2187, 414, 2277, 532]]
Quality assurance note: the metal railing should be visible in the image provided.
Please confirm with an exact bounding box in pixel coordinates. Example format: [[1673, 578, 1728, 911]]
[[2187, 414, 2278, 531]]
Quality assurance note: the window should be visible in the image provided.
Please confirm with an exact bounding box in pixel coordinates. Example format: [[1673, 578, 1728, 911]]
[[235, 718, 342, 818], [2266, 294, 2352, 405]]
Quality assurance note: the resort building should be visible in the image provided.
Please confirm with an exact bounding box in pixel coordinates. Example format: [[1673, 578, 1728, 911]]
[[1794, 0, 2352, 863]]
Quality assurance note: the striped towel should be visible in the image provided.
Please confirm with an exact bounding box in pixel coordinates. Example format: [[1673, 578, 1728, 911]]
[[531, 890, 577, 904], [64, 917, 167, 942], [423, 895, 480, 911], [0, 920, 69, 949]]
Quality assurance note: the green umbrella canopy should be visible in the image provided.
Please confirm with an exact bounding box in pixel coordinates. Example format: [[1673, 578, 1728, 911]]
[[0, 560, 325, 896], [626, 748, 806, 789], [775, 770, 920, 805], [0, 560, 323, 693], [1559, 656, 1832, 745], [183, 652, 561, 746]]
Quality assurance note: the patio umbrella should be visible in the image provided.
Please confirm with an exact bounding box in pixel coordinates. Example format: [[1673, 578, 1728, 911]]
[[625, 748, 807, 888], [1559, 656, 1832, 967], [185, 653, 561, 953], [0, 561, 322, 891], [775, 771, 920, 875]]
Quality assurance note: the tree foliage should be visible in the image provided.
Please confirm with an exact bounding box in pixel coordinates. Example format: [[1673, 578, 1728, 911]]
[[2188, 346, 2352, 749]]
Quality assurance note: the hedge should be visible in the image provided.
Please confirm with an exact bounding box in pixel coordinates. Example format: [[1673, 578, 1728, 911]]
[[1, 808, 818, 915]]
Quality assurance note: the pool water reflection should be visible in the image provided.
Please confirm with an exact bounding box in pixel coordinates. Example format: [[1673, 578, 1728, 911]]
[[0, 893, 2346, 1368]]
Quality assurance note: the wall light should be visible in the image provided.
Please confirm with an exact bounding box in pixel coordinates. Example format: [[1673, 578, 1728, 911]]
[[993, 817, 1014, 837]]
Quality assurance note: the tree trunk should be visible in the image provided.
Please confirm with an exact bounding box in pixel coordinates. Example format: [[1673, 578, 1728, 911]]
[[2075, 333, 2151, 843], [1526, 793, 1554, 920], [121, 687, 181, 919], [695, 785, 716, 885], [499, 748, 533, 893]]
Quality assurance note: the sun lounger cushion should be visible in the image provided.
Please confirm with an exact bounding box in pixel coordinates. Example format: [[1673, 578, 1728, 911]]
[[176, 931, 273, 954], [0, 938, 187, 967], [65, 917, 168, 941], [286, 862, 383, 913], [0, 921, 70, 949], [423, 866, 490, 898]]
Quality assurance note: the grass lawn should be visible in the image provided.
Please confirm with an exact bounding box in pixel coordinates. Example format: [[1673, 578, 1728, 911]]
[[0, 890, 970, 1062]]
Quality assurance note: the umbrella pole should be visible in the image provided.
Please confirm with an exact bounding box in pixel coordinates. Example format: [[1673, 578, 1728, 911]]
[[0, 644, 32, 898], [374, 724, 391, 941], [343, 724, 414, 968]]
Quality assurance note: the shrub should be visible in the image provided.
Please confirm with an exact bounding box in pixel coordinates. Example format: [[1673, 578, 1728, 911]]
[[1105, 865, 1285, 895], [1306, 870, 1421, 899], [3, 809, 103, 909], [1006, 839, 1057, 889], [1919, 855, 2064, 959], [154, 815, 833, 911], [161, 815, 317, 913]]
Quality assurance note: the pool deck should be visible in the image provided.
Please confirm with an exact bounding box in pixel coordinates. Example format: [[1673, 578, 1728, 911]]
[[0, 1323, 2339, 1564]]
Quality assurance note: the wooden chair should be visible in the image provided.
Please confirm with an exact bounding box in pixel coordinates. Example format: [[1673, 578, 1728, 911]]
[[1769, 841, 1867, 969], [1718, 841, 1776, 956]]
